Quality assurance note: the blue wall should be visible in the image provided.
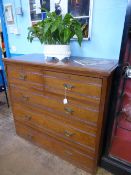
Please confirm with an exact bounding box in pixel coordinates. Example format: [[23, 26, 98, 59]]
[[3, 0, 127, 60], [0, 0, 10, 85], [0, 48, 3, 86]]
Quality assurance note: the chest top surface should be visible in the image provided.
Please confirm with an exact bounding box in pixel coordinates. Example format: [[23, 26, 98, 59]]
[[3, 54, 118, 77]]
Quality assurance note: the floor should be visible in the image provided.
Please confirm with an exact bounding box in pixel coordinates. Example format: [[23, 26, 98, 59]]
[[0, 93, 113, 175]]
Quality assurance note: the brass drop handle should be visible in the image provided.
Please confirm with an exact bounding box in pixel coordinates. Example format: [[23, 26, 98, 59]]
[[24, 115, 32, 121], [64, 130, 75, 137], [64, 107, 74, 115], [19, 73, 27, 80], [22, 95, 29, 101], [63, 84, 74, 90], [64, 150, 73, 156]]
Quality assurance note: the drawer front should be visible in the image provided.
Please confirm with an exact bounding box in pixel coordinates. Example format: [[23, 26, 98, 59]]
[[10, 86, 99, 126], [13, 103, 97, 135], [13, 103, 96, 150], [44, 71, 102, 102], [7, 65, 44, 85], [9, 79, 44, 95], [15, 122, 95, 173]]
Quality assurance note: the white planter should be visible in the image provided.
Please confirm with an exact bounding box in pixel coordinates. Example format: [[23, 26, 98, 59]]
[[44, 45, 71, 61]]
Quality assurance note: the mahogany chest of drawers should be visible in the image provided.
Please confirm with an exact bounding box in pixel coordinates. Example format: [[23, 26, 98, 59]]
[[4, 54, 117, 174]]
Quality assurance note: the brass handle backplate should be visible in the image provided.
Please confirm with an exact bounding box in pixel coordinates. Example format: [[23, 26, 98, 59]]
[[19, 74, 27, 80], [24, 115, 32, 121], [64, 107, 74, 115], [27, 134, 34, 140], [22, 95, 29, 101], [63, 84, 74, 90], [64, 130, 75, 137]]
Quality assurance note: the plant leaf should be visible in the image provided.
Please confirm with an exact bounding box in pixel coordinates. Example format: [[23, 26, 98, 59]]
[[64, 28, 71, 44], [27, 9, 83, 45], [44, 22, 51, 34], [74, 28, 83, 46]]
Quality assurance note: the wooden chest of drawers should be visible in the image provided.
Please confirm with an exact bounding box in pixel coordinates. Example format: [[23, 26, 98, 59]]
[[4, 54, 117, 174]]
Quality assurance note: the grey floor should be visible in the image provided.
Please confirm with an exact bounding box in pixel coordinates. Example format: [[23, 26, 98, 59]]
[[0, 93, 113, 175]]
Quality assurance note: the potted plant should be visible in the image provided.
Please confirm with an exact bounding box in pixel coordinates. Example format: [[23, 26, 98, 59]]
[[27, 7, 83, 60]]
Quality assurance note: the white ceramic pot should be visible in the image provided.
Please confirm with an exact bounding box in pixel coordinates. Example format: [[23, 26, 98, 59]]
[[44, 45, 71, 61]]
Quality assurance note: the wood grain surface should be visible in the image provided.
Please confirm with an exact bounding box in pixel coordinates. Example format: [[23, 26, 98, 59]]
[[3, 54, 117, 174]]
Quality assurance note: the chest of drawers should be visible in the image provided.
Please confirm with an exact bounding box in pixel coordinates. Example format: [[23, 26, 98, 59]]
[[4, 54, 117, 174]]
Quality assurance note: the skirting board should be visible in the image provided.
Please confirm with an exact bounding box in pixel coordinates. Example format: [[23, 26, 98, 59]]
[[101, 156, 131, 175]]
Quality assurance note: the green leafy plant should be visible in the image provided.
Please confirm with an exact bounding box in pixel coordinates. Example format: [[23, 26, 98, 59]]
[[27, 10, 83, 46]]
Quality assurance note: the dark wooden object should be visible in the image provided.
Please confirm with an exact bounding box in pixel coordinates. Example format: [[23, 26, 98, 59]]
[[0, 68, 9, 107], [3, 54, 117, 174], [101, 1, 131, 174]]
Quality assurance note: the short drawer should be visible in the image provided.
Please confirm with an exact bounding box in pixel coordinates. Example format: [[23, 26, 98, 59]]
[[10, 86, 100, 126], [7, 64, 44, 85], [15, 122, 95, 173], [44, 71, 102, 102]]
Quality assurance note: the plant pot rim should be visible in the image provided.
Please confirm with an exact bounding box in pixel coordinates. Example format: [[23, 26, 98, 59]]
[[44, 44, 71, 61], [44, 44, 70, 46]]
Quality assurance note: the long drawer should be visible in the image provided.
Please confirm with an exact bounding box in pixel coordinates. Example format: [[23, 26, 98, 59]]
[[13, 103, 97, 135], [44, 71, 102, 102], [15, 121, 95, 174], [13, 102, 96, 150], [10, 85, 100, 126]]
